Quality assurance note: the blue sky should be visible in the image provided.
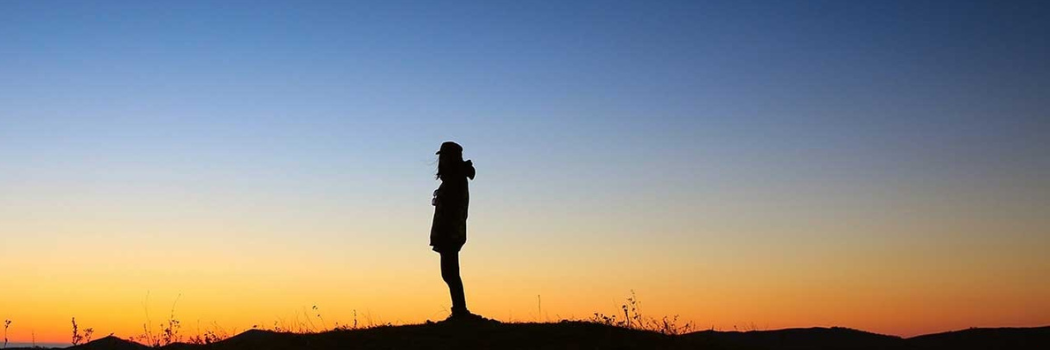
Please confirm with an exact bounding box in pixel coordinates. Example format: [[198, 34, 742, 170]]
[[2, 0, 1048, 257], [3, 0, 1046, 232]]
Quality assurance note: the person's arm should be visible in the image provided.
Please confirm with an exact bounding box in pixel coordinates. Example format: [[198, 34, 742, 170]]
[[464, 160, 476, 180]]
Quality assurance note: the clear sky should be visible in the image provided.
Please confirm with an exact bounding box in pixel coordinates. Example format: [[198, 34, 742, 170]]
[[1, 0, 1048, 341]]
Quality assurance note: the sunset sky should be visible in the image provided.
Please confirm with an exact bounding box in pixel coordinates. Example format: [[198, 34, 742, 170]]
[[1, 0, 1048, 343]]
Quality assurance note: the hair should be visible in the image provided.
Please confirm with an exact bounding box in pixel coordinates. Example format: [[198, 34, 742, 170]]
[[436, 151, 464, 180]]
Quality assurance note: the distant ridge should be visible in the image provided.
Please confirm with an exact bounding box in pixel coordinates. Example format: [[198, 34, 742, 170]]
[[68, 336, 148, 350], [907, 326, 1050, 350], [685, 326, 904, 349], [33, 322, 1047, 350]]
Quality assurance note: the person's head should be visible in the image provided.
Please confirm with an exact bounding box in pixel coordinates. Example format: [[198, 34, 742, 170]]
[[436, 141, 464, 180]]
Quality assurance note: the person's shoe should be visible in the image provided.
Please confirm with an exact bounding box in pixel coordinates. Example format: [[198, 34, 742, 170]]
[[443, 311, 499, 324]]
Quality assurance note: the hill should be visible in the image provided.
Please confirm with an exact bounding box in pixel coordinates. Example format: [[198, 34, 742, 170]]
[[24, 321, 1044, 350], [684, 326, 903, 349], [906, 326, 1050, 350]]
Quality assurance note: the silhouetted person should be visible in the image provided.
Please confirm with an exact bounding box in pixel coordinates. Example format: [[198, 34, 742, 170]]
[[431, 141, 477, 319]]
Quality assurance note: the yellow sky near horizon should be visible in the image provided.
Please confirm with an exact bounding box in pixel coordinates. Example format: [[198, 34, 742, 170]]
[[3, 200, 1048, 342]]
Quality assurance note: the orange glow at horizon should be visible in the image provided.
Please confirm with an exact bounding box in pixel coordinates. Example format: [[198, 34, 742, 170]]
[[3, 212, 1048, 343]]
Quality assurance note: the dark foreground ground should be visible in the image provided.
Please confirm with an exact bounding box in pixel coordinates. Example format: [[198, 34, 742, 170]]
[[17, 321, 1050, 350]]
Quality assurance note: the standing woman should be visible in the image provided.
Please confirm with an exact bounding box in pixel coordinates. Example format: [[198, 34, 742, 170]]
[[431, 141, 476, 319]]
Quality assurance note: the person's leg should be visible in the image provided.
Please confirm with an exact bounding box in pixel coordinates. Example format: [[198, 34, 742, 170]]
[[440, 251, 468, 316]]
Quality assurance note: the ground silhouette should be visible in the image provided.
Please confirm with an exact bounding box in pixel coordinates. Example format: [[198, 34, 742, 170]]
[[10, 321, 1044, 350]]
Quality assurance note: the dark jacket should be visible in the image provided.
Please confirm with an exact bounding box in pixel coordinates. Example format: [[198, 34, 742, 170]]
[[430, 160, 475, 252]]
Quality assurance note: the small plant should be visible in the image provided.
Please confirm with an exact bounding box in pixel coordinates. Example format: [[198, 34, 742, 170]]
[[139, 292, 158, 347], [139, 323, 159, 348], [301, 308, 317, 333], [138, 293, 183, 347], [589, 312, 622, 327], [161, 303, 182, 346], [333, 309, 359, 331], [313, 305, 328, 332], [537, 295, 542, 322], [654, 315, 694, 336], [70, 318, 92, 346], [588, 290, 696, 335], [71, 318, 79, 346], [186, 321, 232, 345], [4, 319, 11, 349]]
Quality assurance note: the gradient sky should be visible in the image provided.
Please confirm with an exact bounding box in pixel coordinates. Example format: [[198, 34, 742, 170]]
[[1, 0, 1048, 342]]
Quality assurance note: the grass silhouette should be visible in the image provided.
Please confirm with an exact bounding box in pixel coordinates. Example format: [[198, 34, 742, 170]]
[[54, 323, 1050, 350], [4, 291, 1047, 349], [40, 291, 694, 347], [587, 290, 695, 335], [70, 318, 92, 347], [4, 319, 11, 349]]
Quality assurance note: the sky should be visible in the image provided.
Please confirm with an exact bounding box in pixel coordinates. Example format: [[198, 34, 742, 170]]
[[1, 0, 1048, 342]]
